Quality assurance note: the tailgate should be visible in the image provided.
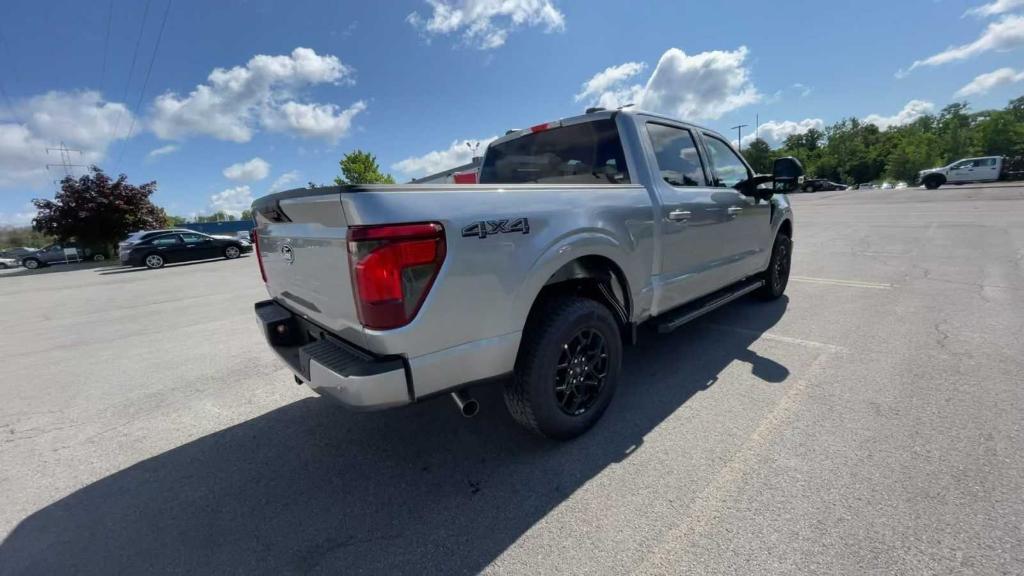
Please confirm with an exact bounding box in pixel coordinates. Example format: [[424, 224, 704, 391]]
[[254, 191, 365, 345]]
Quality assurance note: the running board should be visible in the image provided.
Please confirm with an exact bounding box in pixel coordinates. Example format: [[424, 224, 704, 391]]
[[655, 279, 764, 334]]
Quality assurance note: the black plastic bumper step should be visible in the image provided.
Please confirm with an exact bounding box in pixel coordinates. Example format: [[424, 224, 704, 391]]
[[655, 278, 764, 334]]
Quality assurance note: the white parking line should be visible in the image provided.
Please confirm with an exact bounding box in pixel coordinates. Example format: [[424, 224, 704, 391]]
[[790, 275, 894, 289], [705, 324, 847, 353]]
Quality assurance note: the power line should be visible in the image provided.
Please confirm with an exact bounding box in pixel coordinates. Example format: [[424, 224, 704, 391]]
[[116, 0, 172, 169], [46, 143, 86, 178], [109, 0, 152, 143], [100, 0, 114, 94]]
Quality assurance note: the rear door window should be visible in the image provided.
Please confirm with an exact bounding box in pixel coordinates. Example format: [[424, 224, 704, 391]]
[[151, 235, 183, 246], [646, 123, 707, 187], [180, 233, 207, 243], [479, 119, 630, 184]]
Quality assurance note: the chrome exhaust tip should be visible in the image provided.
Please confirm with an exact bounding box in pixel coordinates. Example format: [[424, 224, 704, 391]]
[[451, 390, 479, 418]]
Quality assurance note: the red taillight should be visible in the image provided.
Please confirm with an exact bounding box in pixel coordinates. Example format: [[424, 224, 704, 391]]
[[253, 228, 267, 283], [347, 222, 445, 330]]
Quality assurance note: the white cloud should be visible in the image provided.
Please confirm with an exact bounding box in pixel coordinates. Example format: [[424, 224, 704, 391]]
[[407, 0, 565, 49], [146, 144, 179, 159], [792, 83, 813, 98], [260, 100, 366, 141], [954, 67, 1024, 97], [223, 157, 271, 182], [268, 170, 301, 192], [743, 118, 825, 147], [393, 136, 497, 177], [150, 47, 362, 143], [902, 15, 1024, 74], [209, 185, 253, 216], [864, 100, 936, 130], [0, 90, 132, 188], [576, 47, 760, 122], [964, 0, 1024, 18], [575, 62, 647, 103]]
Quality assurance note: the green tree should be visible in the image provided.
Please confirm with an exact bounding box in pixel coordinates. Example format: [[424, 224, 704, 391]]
[[743, 138, 773, 174], [240, 209, 253, 221], [334, 150, 396, 185], [165, 214, 189, 227], [32, 166, 166, 250], [0, 226, 54, 250]]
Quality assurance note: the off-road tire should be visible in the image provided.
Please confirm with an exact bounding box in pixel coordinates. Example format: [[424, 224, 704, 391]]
[[756, 231, 792, 300], [504, 296, 622, 440], [923, 176, 943, 190]]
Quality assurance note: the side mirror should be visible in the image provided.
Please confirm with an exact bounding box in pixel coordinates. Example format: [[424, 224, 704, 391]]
[[772, 156, 804, 192]]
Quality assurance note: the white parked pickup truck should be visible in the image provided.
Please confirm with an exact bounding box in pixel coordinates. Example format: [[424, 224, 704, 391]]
[[251, 108, 803, 439]]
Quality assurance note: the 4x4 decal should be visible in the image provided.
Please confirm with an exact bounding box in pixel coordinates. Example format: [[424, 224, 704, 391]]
[[461, 218, 530, 239]]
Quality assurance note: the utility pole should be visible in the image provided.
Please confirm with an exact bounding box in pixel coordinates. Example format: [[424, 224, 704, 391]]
[[45, 142, 85, 178], [731, 124, 749, 151], [755, 114, 759, 142]]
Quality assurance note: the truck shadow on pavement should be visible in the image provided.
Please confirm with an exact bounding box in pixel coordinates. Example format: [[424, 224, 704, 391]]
[[0, 297, 789, 575]]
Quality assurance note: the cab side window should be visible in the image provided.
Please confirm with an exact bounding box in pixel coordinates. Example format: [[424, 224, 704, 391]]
[[646, 123, 707, 187], [702, 135, 751, 188]]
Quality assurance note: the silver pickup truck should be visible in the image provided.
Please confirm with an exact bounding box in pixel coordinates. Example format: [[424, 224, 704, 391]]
[[252, 108, 801, 439]]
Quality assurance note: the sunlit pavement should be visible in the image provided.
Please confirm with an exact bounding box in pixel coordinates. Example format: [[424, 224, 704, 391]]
[[1, 185, 1022, 574]]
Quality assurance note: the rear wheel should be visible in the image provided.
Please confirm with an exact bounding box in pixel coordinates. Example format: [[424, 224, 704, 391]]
[[224, 245, 241, 259], [22, 258, 41, 270], [144, 254, 165, 269], [504, 296, 622, 440], [757, 231, 792, 300], [92, 253, 106, 261]]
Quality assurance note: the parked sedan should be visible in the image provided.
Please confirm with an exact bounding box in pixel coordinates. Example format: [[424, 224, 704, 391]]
[[801, 178, 847, 192], [121, 232, 252, 269], [0, 256, 19, 269]]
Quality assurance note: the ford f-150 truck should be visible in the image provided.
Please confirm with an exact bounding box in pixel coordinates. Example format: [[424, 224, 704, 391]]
[[251, 108, 802, 440], [918, 155, 1023, 189]]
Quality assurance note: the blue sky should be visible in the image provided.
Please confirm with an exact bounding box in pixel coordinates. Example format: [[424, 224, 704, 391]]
[[1, 0, 1023, 223]]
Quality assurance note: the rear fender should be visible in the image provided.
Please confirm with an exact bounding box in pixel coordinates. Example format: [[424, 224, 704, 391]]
[[511, 230, 634, 335]]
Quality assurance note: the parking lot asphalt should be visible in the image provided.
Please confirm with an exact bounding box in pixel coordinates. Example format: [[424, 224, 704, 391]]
[[2, 184, 1023, 575]]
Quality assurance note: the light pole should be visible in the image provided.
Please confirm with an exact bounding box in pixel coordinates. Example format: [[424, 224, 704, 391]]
[[731, 124, 749, 152]]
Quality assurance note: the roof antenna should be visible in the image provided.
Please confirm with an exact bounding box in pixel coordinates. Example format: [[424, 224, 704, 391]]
[[618, 103, 635, 110]]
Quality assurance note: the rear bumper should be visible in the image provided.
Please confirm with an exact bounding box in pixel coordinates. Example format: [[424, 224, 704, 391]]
[[255, 300, 411, 410]]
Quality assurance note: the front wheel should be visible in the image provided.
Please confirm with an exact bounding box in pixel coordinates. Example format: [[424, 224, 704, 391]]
[[923, 176, 943, 190], [757, 231, 792, 300], [22, 258, 41, 270], [504, 296, 622, 440]]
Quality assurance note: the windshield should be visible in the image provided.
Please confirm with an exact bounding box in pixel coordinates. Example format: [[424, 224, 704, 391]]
[[479, 119, 630, 184]]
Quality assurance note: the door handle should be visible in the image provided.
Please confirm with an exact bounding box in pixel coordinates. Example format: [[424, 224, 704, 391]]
[[727, 206, 743, 216], [667, 209, 691, 222]]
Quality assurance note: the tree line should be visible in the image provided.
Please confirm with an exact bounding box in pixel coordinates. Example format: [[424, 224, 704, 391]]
[[743, 96, 1024, 184]]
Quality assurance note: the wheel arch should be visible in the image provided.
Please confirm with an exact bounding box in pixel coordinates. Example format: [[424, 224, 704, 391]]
[[778, 218, 793, 240]]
